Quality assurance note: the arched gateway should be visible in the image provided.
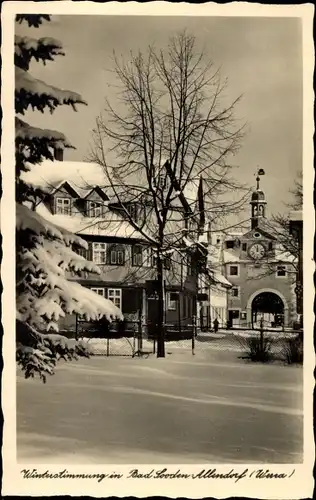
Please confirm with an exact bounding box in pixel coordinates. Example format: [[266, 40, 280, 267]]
[[246, 289, 288, 328]]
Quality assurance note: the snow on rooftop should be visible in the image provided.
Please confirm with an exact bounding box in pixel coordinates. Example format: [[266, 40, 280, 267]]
[[211, 271, 232, 287], [21, 160, 107, 192], [289, 210, 303, 222], [36, 203, 151, 241], [222, 250, 240, 263]]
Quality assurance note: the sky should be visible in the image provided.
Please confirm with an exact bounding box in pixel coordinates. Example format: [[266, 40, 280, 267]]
[[17, 15, 303, 218]]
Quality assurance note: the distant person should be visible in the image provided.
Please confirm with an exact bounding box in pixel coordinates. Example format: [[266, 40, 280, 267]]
[[213, 318, 219, 333]]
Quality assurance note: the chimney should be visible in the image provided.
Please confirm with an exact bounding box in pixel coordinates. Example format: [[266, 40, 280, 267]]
[[54, 148, 64, 161]]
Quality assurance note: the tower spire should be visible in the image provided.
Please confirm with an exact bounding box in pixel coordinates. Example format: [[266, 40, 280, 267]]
[[255, 167, 265, 190], [250, 168, 267, 229]]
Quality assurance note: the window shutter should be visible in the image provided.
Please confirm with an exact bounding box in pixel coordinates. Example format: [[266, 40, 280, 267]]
[[87, 241, 93, 261], [106, 244, 113, 264]]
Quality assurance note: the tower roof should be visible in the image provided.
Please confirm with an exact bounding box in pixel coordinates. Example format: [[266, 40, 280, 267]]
[[251, 189, 266, 202]]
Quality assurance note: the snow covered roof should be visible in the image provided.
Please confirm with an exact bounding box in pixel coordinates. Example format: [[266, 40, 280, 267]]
[[222, 250, 240, 263], [36, 203, 150, 241], [211, 271, 232, 288], [21, 160, 108, 194], [224, 230, 244, 238], [22, 160, 198, 209], [274, 247, 297, 264], [289, 210, 303, 222]]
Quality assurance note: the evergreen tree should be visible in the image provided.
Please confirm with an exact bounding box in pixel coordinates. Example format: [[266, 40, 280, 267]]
[[15, 15, 122, 382]]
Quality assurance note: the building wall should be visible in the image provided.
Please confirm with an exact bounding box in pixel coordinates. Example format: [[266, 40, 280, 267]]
[[209, 284, 229, 328], [225, 260, 296, 327], [49, 181, 205, 336]]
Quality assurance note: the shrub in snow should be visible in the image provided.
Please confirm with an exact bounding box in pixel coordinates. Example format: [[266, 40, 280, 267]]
[[237, 334, 274, 363], [281, 335, 303, 365], [15, 15, 122, 382]]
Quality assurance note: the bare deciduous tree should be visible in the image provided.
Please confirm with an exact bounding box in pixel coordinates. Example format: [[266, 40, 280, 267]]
[[89, 31, 248, 357]]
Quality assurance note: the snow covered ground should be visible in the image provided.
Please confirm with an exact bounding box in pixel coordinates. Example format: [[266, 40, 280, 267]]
[[17, 349, 303, 464]]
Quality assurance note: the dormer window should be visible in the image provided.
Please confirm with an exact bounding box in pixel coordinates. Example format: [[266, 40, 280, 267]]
[[88, 201, 103, 218], [56, 197, 71, 215], [126, 203, 138, 222]]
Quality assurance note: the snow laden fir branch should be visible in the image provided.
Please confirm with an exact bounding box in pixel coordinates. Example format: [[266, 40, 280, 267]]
[[15, 15, 122, 382], [16, 203, 123, 382]]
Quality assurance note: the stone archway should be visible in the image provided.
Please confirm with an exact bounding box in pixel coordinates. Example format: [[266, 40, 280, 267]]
[[246, 288, 289, 328]]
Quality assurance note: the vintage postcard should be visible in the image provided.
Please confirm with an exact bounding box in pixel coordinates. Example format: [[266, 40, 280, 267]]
[[1, 1, 314, 497]]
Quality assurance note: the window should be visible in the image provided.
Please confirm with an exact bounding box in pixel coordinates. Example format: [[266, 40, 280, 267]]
[[107, 244, 125, 266], [276, 265, 287, 277], [231, 286, 240, 298], [216, 238, 221, 244], [253, 232, 261, 239], [151, 249, 158, 267], [229, 265, 239, 276], [127, 204, 138, 222], [74, 246, 87, 259], [56, 197, 71, 215], [88, 201, 102, 218], [229, 309, 240, 319], [268, 242, 273, 251], [164, 256, 171, 270], [91, 287, 105, 297], [155, 172, 167, 191], [143, 247, 152, 267], [187, 254, 194, 275], [108, 288, 122, 309], [92, 242, 107, 264], [242, 243, 247, 251], [167, 291, 177, 310], [226, 240, 234, 249], [132, 245, 143, 267]]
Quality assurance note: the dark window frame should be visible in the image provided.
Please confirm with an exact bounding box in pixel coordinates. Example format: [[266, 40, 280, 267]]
[[276, 265, 287, 277], [226, 240, 234, 249], [107, 244, 125, 266], [229, 265, 239, 276], [132, 245, 143, 267]]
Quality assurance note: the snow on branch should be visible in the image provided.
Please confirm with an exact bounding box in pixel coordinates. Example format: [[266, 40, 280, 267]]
[[15, 67, 87, 114], [16, 117, 72, 147], [15, 35, 65, 71], [16, 203, 89, 249], [16, 118, 75, 175], [17, 272, 123, 328]]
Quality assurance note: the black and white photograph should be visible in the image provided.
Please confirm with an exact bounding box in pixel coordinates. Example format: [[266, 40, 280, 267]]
[[1, 1, 314, 498]]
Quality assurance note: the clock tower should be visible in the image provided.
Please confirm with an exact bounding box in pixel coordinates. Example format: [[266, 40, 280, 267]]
[[250, 169, 267, 229]]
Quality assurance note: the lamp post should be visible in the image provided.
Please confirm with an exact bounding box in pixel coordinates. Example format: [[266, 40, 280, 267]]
[[289, 210, 303, 327]]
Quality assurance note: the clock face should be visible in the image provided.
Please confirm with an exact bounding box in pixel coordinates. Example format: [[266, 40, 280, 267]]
[[249, 243, 266, 260]]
